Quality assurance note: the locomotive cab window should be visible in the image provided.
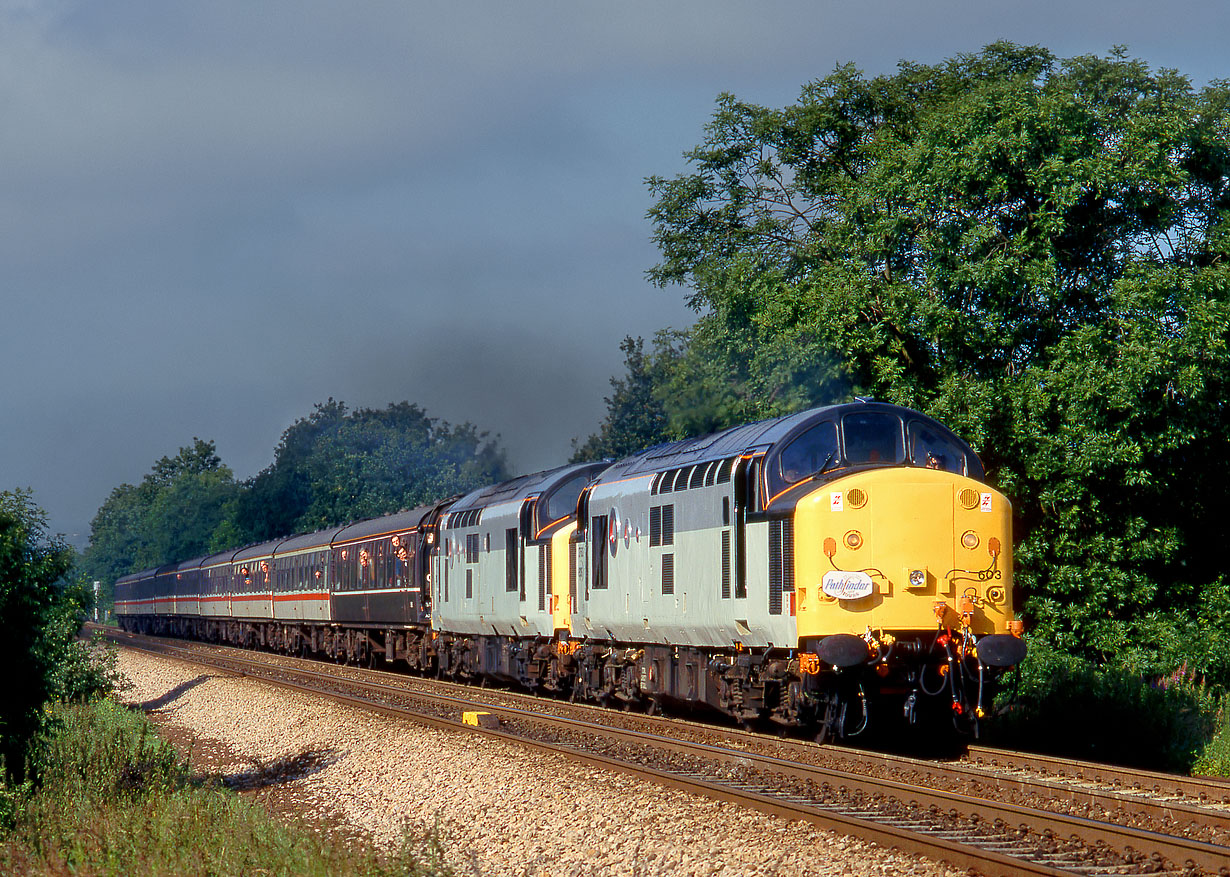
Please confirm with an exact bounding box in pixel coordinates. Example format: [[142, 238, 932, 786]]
[[540, 471, 589, 531], [779, 420, 838, 484], [908, 421, 967, 475], [841, 411, 905, 465]]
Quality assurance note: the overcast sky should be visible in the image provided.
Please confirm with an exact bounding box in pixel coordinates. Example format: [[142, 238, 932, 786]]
[[3, 1, 1227, 546]]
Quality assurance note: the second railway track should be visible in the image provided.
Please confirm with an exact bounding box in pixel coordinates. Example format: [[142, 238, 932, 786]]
[[103, 628, 1230, 877]]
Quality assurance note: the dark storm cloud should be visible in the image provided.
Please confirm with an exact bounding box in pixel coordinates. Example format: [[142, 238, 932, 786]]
[[2, 0, 1228, 546]]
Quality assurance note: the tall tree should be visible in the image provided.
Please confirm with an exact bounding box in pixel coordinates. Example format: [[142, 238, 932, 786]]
[[644, 44, 1230, 678]]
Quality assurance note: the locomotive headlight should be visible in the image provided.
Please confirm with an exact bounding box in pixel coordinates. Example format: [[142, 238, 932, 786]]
[[844, 530, 863, 550], [908, 568, 927, 588], [961, 530, 979, 550]]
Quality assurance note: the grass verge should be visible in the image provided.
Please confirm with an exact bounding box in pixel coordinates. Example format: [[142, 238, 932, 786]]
[[0, 698, 454, 876]]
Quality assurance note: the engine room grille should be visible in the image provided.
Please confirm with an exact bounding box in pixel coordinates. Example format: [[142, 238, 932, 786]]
[[721, 530, 731, 599], [569, 542, 577, 603], [768, 519, 795, 615], [538, 544, 547, 611], [661, 553, 674, 595]]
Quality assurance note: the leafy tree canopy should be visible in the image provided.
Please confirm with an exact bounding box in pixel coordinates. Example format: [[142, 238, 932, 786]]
[[81, 438, 239, 592], [629, 42, 1230, 679], [236, 400, 510, 541]]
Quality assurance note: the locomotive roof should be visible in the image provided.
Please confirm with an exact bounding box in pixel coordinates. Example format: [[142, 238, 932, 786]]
[[447, 463, 603, 513], [595, 401, 965, 481]]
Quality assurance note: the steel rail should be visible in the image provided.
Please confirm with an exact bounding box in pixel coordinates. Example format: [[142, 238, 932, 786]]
[[115, 633, 1230, 876], [967, 745, 1230, 804], [795, 745, 1230, 834]]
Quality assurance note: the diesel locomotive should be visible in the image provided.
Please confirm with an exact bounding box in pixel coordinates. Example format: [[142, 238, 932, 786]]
[[115, 400, 1026, 740]]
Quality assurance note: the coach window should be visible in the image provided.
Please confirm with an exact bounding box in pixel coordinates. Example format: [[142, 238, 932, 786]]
[[842, 411, 905, 466]]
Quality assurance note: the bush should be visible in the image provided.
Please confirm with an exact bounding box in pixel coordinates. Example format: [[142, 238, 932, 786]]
[[990, 640, 1221, 772], [0, 490, 76, 784]]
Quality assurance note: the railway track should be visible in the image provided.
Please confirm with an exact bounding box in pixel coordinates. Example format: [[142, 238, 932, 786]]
[[101, 628, 1230, 876], [966, 745, 1230, 805]]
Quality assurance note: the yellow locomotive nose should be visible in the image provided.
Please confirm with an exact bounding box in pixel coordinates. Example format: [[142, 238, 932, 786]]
[[794, 469, 1014, 639]]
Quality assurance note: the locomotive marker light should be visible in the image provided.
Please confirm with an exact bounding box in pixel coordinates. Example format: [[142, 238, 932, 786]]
[[907, 568, 927, 589]]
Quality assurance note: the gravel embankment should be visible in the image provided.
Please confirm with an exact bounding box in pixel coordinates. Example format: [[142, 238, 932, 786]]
[[117, 648, 958, 877]]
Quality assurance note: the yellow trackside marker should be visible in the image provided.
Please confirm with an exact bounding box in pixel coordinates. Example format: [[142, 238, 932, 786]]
[[463, 711, 499, 729]]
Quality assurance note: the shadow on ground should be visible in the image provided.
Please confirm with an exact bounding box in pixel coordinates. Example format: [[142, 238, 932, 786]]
[[136, 675, 215, 711], [220, 747, 342, 791]]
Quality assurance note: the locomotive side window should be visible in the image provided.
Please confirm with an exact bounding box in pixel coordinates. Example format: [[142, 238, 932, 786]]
[[779, 420, 838, 483], [908, 421, 967, 474], [842, 412, 905, 465]]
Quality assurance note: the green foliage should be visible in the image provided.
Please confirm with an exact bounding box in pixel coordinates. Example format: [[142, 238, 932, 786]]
[[47, 632, 127, 707], [1192, 695, 1230, 776], [0, 491, 78, 785], [0, 699, 454, 876], [237, 399, 510, 541], [640, 43, 1230, 682], [991, 641, 1220, 771], [81, 439, 240, 591]]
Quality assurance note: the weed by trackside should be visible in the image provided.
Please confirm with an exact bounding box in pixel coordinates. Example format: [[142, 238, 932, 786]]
[[0, 699, 454, 876]]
